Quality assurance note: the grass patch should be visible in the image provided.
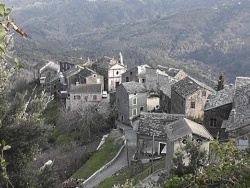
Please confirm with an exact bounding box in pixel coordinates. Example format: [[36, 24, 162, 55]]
[[97, 158, 166, 188], [72, 135, 123, 179], [56, 134, 71, 144], [97, 166, 132, 188], [42, 98, 61, 125]]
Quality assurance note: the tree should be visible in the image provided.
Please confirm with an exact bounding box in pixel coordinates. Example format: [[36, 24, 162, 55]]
[[0, 3, 52, 187], [33, 165, 60, 188], [216, 73, 224, 91], [165, 140, 250, 187], [171, 137, 208, 177]]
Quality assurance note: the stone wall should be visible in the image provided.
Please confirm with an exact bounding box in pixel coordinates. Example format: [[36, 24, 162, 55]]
[[171, 90, 186, 115], [185, 89, 212, 118]]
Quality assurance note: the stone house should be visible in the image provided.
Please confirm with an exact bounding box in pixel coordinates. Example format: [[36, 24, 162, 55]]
[[121, 64, 151, 83], [122, 65, 161, 92], [158, 71, 178, 113], [203, 85, 234, 140], [34, 61, 60, 94], [66, 84, 102, 111], [171, 76, 215, 118], [33, 60, 47, 80], [165, 118, 213, 152], [137, 113, 213, 166], [165, 118, 213, 169], [92, 53, 127, 92], [60, 62, 75, 72], [137, 112, 185, 156], [222, 77, 250, 150], [64, 65, 104, 91], [116, 82, 147, 125], [50, 72, 67, 97]]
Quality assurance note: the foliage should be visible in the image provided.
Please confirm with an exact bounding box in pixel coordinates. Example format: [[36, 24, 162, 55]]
[[188, 115, 203, 125], [216, 73, 225, 91], [0, 3, 52, 187], [33, 166, 60, 188], [11, 0, 250, 83], [113, 180, 135, 188], [165, 140, 250, 187], [172, 137, 208, 177], [55, 105, 116, 144]]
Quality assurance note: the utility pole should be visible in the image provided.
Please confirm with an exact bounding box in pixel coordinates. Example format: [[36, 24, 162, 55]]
[[166, 126, 174, 177], [151, 133, 155, 173], [166, 136, 174, 176], [126, 139, 129, 167]]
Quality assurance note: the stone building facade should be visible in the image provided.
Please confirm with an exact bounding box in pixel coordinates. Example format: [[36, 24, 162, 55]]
[[116, 82, 147, 125], [66, 84, 102, 111], [203, 86, 234, 139], [171, 76, 215, 118], [64, 66, 104, 91]]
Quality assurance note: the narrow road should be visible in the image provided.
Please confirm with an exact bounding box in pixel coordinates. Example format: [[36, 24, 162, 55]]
[[84, 124, 137, 188]]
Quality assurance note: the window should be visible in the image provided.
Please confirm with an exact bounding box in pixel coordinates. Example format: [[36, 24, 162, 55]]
[[130, 72, 132, 75], [116, 71, 119, 75], [140, 106, 144, 111], [142, 78, 145, 83], [53, 84, 56, 89], [93, 95, 97, 100], [115, 82, 120, 88], [132, 97, 137, 105], [74, 95, 81, 100], [202, 91, 206, 96], [191, 102, 195, 108], [210, 118, 217, 127], [93, 74, 96, 78], [132, 108, 137, 116], [126, 77, 129, 82]]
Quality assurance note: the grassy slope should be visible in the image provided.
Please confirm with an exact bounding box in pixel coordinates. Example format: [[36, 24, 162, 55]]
[[72, 134, 123, 179]]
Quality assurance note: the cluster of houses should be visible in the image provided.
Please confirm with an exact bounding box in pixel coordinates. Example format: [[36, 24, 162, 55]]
[[33, 53, 250, 160], [33, 53, 126, 111]]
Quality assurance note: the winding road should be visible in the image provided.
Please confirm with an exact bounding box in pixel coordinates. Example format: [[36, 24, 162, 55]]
[[84, 123, 137, 188]]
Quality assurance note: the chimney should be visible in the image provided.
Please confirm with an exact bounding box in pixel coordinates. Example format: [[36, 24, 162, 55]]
[[231, 109, 236, 123]]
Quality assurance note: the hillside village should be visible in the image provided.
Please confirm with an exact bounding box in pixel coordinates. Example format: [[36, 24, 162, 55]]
[[33, 52, 250, 187]]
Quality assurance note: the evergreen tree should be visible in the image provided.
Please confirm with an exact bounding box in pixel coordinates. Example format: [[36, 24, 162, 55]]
[[216, 73, 224, 91]]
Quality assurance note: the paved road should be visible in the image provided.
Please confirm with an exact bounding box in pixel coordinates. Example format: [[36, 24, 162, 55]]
[[84, 124, 137, 188]]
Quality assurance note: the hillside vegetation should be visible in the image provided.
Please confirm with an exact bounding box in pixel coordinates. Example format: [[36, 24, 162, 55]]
[[4, 0, 250, 81]]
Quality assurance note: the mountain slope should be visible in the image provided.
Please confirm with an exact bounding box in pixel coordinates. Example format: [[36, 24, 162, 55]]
[[3, 0, 250, 82]]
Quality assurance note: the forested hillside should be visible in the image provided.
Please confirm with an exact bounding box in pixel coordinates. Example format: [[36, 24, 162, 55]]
[[3, 0, 250, 82]]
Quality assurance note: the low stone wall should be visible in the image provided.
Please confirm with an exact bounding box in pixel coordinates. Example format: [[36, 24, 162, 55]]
[[82, 141, 125, 187]]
